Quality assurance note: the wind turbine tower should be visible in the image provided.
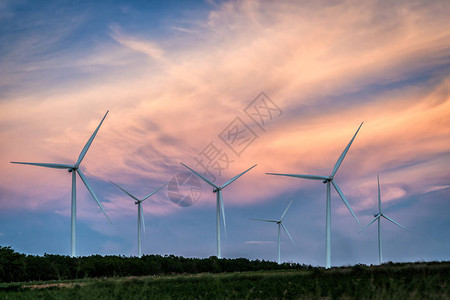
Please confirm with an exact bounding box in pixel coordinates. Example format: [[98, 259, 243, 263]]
[[267, 123, 363, 268], [251, 199, 295, 264], [109, 181, 167, 258], [11, 111, 111, 257], [181, 163, 257, 258], [362, 175, 406, 264]]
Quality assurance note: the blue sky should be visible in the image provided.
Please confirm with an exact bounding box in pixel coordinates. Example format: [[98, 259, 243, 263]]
[[0, 0, 449, 267]]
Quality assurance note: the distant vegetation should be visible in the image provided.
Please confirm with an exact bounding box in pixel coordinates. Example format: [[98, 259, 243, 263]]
[[1, 247, 449, 299], [0, 246, 304, 282]]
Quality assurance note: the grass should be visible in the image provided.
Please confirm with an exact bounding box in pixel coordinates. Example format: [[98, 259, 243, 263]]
[[1, 263, 449, 299]]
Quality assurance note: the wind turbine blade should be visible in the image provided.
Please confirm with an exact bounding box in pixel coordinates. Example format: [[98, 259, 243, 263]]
[[219, 191, 227, 238], [359, 216, 379, 234], [142, 183, 168, 201], [180, 162, 218, 189], [331, 122, 363, 177], [77, 169, 111, 223], [280, 199, 295, 221], [281, 223, 295, 245], [76, 111, 109, 167], [382, 214, 406, 230], [108, 180, 139, 201], [221, 164, 257, 189], [250, 218, 278, 223], [331, 181, 361, 229], [266, 173, 328, 180], [377, 175, 382, 213], [10, 162, 74, 169], [140, 203, 146, 234]]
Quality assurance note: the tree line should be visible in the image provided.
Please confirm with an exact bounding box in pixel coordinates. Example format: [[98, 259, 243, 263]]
[[0, 246, 310, 282]]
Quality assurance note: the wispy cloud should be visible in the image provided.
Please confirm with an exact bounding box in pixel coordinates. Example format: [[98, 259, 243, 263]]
[[109, 24, 165, 61], [170, 26, 197, 34], [423, 185, 450, 194], [245, 240, 275, 245]]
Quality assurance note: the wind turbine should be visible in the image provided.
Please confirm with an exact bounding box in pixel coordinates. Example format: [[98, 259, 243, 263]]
[[180, 162, 257, 258], [251, 199, 295, 264], [362, 175, 406, 265], [109, 180, 167, 258], [267, 122, 363, 268], [11, 111, 110, 257]]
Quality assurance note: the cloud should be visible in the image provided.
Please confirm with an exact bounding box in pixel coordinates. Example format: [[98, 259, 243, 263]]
[[109, 24, 165, 61], [244, 240, 275, 245], [170, 26, 197, 34], [1, 0, 449, 224], [423, 185, 450, 194]]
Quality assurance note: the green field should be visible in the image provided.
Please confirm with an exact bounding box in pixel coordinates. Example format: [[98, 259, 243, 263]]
[[1, 262, 449, 299]]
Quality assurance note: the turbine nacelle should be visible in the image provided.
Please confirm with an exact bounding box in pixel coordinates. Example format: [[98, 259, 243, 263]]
[[322, 176, 333, 184], [68, 167, 78, 173], [213, 187, 222, 193]]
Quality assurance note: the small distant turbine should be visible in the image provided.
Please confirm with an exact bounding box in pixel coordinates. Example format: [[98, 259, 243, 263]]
[[251, 199, 295, 264], [181, 162, 257, 258], [11, 111, 110, 257], [362, 175, 406, 265], [109, 181, 167, 258], [267, 122, 363, 268]]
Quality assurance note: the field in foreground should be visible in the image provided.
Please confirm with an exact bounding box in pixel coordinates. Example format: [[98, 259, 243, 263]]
[[1, 262, 449, 299]]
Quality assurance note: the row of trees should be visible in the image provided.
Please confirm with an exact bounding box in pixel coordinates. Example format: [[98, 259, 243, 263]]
[[0, 246, 311, 282], [2, 246, 448, 284]]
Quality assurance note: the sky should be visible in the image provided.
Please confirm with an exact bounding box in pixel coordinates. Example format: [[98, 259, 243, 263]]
[[0, 0, 449, 267]]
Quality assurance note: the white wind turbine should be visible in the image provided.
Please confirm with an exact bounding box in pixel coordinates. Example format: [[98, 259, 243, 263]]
[[267, 122, 363, 268], [251, 199, 295, 264], [11, 111, 110, 257], [180, 163, 257, 258], [362, 175, 406, 265], [109, 181, 167, 258]]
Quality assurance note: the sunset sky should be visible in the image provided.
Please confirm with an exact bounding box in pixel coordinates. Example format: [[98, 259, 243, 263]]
[[0, 0, 449, 267]]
